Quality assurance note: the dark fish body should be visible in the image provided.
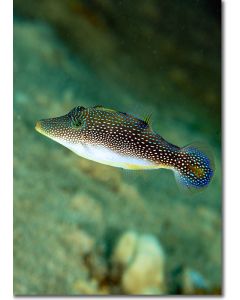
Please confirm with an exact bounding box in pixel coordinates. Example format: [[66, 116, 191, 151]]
[[35, 105, 214, 191]]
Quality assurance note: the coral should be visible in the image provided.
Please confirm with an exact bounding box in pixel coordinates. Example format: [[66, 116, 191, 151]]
[[112, 231, 166, 295], [112, 231, 138, 267]]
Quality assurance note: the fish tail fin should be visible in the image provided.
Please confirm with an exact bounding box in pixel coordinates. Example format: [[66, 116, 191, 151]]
[[173, 143, 215, 192]]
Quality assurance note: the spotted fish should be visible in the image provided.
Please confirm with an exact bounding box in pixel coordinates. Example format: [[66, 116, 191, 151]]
[[35, 105, 214, 191]]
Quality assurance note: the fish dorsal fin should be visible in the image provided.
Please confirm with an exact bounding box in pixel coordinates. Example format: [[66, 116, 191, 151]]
[[137, 113, 153, 130], [136, 114, 152, 131], [143, 113, 152, 126]]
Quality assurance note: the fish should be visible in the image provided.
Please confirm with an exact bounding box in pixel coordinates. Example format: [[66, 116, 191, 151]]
[[35, 105, 214, 191]]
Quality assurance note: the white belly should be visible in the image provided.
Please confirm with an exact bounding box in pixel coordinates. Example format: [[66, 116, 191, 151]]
[[60, 140, 159, 170]]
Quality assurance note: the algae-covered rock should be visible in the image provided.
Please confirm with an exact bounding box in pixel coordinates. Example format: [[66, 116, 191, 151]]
[[72, 278, 98, 295]]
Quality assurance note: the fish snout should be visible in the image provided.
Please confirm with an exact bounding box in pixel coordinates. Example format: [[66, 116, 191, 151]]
[[35, 115, 73, 140], [35, 120, 42, 132], [35, 120, 48, 136]]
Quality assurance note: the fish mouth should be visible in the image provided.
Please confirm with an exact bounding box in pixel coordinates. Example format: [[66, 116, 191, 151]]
[[35, 120, 48, 137], [35, 120, 42, 132], [35, 116, 74, 141], [35, 115, 82, 144]]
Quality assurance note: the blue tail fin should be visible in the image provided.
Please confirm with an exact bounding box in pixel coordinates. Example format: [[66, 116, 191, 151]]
[[174, 143, 214, 192]]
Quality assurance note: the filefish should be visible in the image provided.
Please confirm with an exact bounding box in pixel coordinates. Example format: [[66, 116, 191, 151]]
[[35, 105, 214, 191]]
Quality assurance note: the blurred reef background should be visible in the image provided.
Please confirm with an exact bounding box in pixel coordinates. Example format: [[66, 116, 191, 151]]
[[13, 0, 222, 295]]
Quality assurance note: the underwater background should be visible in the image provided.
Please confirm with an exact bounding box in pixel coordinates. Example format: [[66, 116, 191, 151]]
[[13, 0, 221, 295]]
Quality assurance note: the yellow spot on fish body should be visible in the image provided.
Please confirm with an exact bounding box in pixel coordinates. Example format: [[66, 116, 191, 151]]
[[189, 165, 205, 178]]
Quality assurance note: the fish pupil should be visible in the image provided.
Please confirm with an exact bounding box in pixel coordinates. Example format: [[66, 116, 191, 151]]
[[70, 114, 82, 128], [72, 119, 81, 128]]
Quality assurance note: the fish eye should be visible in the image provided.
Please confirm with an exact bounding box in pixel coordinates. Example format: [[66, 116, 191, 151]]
[[75, 106, 85, 113], [71, 117, 82, 129], [68, 106, 85, 129], [68, 106, 85, 117]]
